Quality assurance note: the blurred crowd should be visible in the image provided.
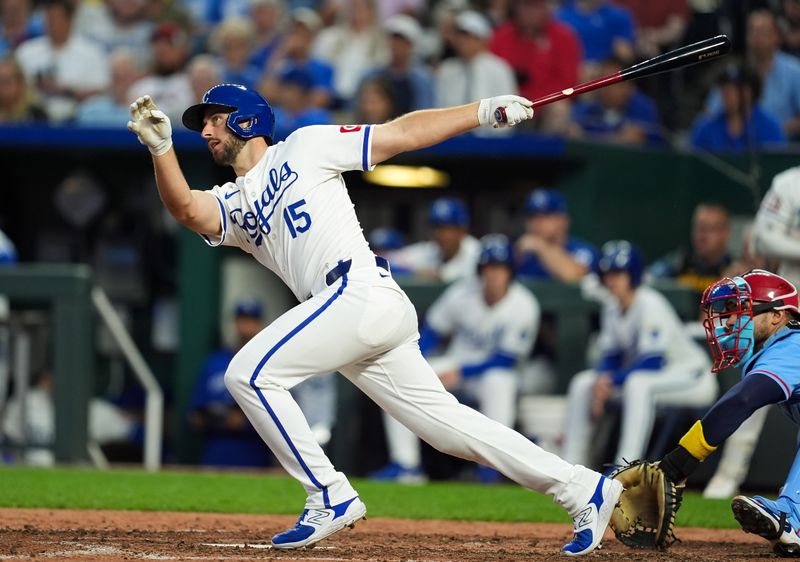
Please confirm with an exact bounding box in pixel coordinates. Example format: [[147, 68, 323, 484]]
[[1, 0, 800, 151]]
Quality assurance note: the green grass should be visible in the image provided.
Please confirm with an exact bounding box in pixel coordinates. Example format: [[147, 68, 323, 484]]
[[0, 466, 736, 528]]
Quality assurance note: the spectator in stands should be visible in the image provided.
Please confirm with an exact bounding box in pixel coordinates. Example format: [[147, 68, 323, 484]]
[[14, 0, 110, 122], [75, 49, 144, 127], [188, 299, 273, 468], [260, 7, 334, 110], [562, 240, 717, 468], [0, 55, 45, 122], [707, 10, 800, 140], [611, 0, 688, 58], [209, 18, 261, 90], [515, 188, 598, 282], [556, 0, 635, 71], [73, 0, 153, 60], [690, 64, 786, 153], [187, 54, 222, 104], [392, 197, 481, 282], [272, 66, 332, 141], [247, 0, 284, 68], [648, 202, 733, 297], [490, 0, 581, 131], [435, 11, 517, 116], [0, 0, 41, 56], [127, 22, 193, 123], [568, 57, 663, 147], [353, 76, 400, 123], [312, 0, 389, 103], [357, 14, 433, 115], [781, 0, 800, 58], [372, 234, 540, 484]]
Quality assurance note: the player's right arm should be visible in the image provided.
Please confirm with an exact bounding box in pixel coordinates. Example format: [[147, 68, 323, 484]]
[[127, 96, 221, 238], [370, 96, 533, 165]]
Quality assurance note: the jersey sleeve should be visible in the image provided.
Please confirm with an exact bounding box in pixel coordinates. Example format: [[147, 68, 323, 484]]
[[290, 124, 375, 174], [497, 290, 540, 359], [197, 184, 245, 250], [747, 343, 800, 402]]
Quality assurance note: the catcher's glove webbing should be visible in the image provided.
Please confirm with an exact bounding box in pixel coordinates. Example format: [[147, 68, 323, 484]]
[[607, 460, 683, 550]]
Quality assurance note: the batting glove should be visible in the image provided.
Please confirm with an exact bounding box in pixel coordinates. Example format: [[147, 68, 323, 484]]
[[127, 95, 173, 156], [478, 95, 534, 128]]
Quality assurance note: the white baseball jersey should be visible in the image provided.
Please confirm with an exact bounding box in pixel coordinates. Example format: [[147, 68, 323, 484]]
[[426, 278, 539, 367], [392, 236, 481, 282], [754, 166, 800, 286], [202, 125, 377, 301], [597, 286, 707, 370]]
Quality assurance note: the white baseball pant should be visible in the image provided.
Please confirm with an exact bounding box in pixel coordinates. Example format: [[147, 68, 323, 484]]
[[223, 265, 600, 515]]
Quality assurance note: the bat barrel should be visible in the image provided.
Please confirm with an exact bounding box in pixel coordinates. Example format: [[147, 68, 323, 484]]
[[621, 34, 731, 81]]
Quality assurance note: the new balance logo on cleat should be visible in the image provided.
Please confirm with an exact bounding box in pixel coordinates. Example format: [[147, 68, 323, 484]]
[[271, 497, 367, 550], [562, 476, 624, 557]]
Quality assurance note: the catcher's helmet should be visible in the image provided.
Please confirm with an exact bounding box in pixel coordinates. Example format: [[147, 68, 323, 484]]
[[597, 240, 644, 287], [702, 269, 799, 372], [478, 234, 514, 271], [182, 83, 276, 143], [429, 197, 469, 228]]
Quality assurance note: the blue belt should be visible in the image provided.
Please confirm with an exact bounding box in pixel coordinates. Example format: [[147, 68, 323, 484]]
[[325, 256, 391, 286]]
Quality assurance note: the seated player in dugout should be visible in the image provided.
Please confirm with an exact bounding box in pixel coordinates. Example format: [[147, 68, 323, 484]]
[[562, 241, 718, 468], [659, 269, 800, 557], [391, 196, 481, 282], [515, 188, 598, 282], [371, 234, 540, 484], [648, 202, 733, 299]]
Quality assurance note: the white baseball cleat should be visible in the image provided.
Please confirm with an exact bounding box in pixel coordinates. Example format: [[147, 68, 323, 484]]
[[271, 496, 367, 549], [561, 475, 624, 557]]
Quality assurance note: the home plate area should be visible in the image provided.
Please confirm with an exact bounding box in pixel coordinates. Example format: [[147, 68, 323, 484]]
[[0, 508, 768, 561]]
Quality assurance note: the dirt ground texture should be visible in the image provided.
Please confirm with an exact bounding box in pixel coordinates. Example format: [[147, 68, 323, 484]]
[[0, 508, 774, 561]]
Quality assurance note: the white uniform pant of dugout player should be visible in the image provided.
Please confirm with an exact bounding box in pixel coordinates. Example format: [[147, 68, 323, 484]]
[[563, 365, 718, 466], [224, 265, 599, 515], [383, 356, 519, 470]]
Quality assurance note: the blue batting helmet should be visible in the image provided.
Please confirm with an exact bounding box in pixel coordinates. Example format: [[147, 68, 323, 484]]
[[234, 298, 264, 319], [478, 234, 514, 270], [369, 227, 406, 251], [429, 197, 469, 227], [182, 83, 276, 143], [598, 240, 644, 287]]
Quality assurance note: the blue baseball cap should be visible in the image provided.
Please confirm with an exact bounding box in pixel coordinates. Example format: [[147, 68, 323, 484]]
[[429, 197, 469, 227], [525, 188, 567, 215], [369, 227, 405, 251], [234, 298, 264, 319]]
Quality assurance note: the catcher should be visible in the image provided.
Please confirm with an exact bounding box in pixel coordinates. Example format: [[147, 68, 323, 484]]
[[611, 269, 800, 556]]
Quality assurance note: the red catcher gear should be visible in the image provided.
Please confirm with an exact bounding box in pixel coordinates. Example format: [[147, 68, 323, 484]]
[[741, 269, 800, 314]]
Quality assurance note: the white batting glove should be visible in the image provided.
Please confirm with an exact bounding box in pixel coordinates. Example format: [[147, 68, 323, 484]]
[[477, 95, 534, 128], [127, 95, 173, 156]]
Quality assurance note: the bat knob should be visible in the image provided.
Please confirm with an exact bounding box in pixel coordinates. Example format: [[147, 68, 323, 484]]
[[494, 107, 507, 124]]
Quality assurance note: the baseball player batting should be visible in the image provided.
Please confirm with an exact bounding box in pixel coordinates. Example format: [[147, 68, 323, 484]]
[[127, 84, 622, 556]]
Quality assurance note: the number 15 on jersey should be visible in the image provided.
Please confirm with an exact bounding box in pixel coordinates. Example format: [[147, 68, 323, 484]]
[[284, 199, 312, 239]]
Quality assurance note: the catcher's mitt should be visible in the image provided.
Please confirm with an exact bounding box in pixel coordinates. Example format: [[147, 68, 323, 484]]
[[607, 460, 683, 550]]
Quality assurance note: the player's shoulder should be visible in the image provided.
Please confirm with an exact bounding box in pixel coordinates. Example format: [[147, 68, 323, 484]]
[[770, 166, 800, 192], [507, 282, 540, 312], [634, 285, 675, 313]]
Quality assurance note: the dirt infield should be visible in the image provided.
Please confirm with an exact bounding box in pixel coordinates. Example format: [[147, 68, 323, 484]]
[[0, 508, 771, 561]]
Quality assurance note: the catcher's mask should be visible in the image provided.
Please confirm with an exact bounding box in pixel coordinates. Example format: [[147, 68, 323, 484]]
[[702, 269, 800, 372]]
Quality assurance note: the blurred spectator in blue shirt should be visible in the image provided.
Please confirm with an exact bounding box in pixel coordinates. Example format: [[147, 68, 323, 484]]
[[248, 0, 285, 69], [0, 56, 46, 122], [691, 64, 786, 153], [358, 14, 434, 115], [515, 188, 598, 282], [260, 7, 335, 110], [556, 0, 635, 68], [707, 10, 800, 140], [209, 18, 261, 89], [75, 49, 144, 127], [0, 0, 42, 56], [568, 57, 663, 147], [188, 299, 272, 468], [272, 66, 332, 141], [353, 75, 401, 123]]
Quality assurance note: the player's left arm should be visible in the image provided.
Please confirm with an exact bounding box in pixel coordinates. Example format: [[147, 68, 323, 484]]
[[523, 237, 590, 282], [370, 96, 533, 165], [660, 374, 787, 482]]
